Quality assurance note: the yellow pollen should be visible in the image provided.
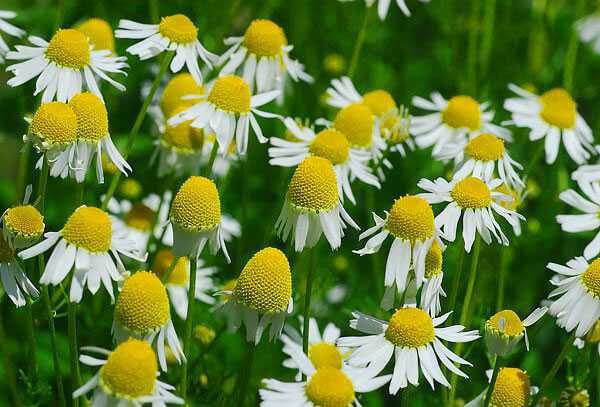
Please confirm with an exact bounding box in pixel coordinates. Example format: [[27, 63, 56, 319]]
[[581, 259, 600, 298], [160, 73, 205, 118], [61, 206, 112, 252], [75, 18, 115, 52], [586, 321, 600, 343], [0, 236, 15, 263], [305, 367, 355, 407], [386, 195, 435, 242], [287, 156, 339, 212], [385, 307, 435, 348], [442, 95, 481, 131], [45, 29, 90, 69], [362, 90, 397, 117], [116, 271, 170, 333], [451, 177, 492, 209], [489, 368, 530, 407], [243, 19, 287, 57], [486, 310, 524, 337], [158, 14, 198, 44], [170, 176, 221, 232], [68, 92, 109, 142], [333, 103, 374, 148], [162, 107, 205, 152], [4, 205, 44, 239], [308, 342, 343, 370], [30, 102, 78, 145], [118, 179, 142, 200], [100, 339, 157, 399], [234, 247, 291, 313], [465, 133, 505, 162], [539, 88, 576, 129], [123, 203, 155, 232], [152, 249, 189, 286], [425, 241, 443, 278], [207, 75, 251, 114], [308, 129, 350, 165]]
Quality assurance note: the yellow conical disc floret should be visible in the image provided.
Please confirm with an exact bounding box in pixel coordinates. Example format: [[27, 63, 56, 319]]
[[308, 342, 343, 370], [442, 96, 481, 131], [305, 367, 355, 407], [287, 156, 339, 212], [387, 195, 435, 242], [123, 203, 155, 232], [362, 90, 397, 117], [160, 73, 205, 117], [75, 18, 115, 52], [158, 14, 198, 44], [30, 102, 78, 145], [486, 310, 524, 337], [581, 259, 600, 299], [162, 107, 204, 152], [489, 367, 530, 407], [495, 184, 519, 211], [61, 206, 112, 252], [234, 247, 291, 313], [152, 249, 189, 286], [333, 103, 374, 148], [207, 75, 251, 114], [118, 179, 142, 200], [170, 176, 221, 232], [308, 129, 350, 165], [385, 307, 435, 348], [243, 19, 287, 58], [540, 88, 576, 129], [451, 177, 492, 209], [69, 92, 109, 142], [424, 240, 443, 278], [586, 321, 600, 343], [100, 339, 157, 399], [4, 205, 44, 240], [115, 271, 170, 333], [0, 236, 14, 263], [45, 29, 91, 69], [465, 133, 505, 162]]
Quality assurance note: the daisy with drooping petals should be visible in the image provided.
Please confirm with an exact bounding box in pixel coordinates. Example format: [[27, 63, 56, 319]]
[[0, 235, 39, 307], [75, 18, 116, 54], [1, 201, 44, 250], [577, 14, 600, 54], [557, 182, 600, 259], [18, 205, 146, 303], [504, 84, 595, 164], [465, 367, 537, 407], [337, 306, 480, 394], [74, 339, 183, 406], [276, 156, 359, 252], [484, 307, 547, 356], [572, 163, 600, 185], [0, 10, 24, 63], [419, 240, 447, 317], [332, 102, 386, 162], [6, 28, 127, 102], [116, 14, 216, 84], [338, 0, 430, 20], [574, 321, 600, 356]]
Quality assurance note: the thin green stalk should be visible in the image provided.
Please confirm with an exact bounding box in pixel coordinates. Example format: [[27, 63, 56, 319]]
[[68, 301, 81, 407], [232, 339, 256, 406], [205, 141, 219, 179], [146, 174, 176, 264], [161, 256, 179, 283], [465, 0, 481, 96], [447, 240, 465, 324], [483, 356, 502, 407], [302, 248, 317, 354], [0, 302, 22, 407], [479, 0, 496, 89], [24, 299, 38, 377], [347, 5, 371, 79], [15, 141, 31, 205], [149, 0, 159, 23], [563, 0, 587, 93], [180, 256, 198, 399], [523, 142, 544, 180], [496, 247, 510, 311]]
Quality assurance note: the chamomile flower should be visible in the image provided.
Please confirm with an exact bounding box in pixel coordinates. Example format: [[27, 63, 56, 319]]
[[269, 118, 380, 204], [420, 240, 446, 317], [75, 18, 116, 54], [411, 93, 510, 155], [575, 320, 600, 356], [74, 339, 183, 406], [276, 156, 359, 252], [1, 203, 44, 249], [465, 367, 536, 407], [116, 14, 216, 84], [418, 176, 524, 252], [503, 84, 595, 164], [18, 205, 146, 303], [6, 28, 127, 102], [326, 77, 397, 115], [577, 14, 600, 54], [0, 235, 39, 307], [338, 0, 429, 19], [494, 183, 525, 237], [112, 271, 185, 371], [332, 102, 385, 161], [0, 10, 25, 63], [110, 199, 158, 254], [218, 247, 293, 344], [484, 307, 547, 356], [218, 19, 312, 97], [158, 73, 205, 118], [572, 163, 600, 185], [337, 306, 480, 393]]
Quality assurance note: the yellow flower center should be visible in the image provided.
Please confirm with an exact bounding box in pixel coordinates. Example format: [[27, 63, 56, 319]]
[[560, 387, 591, 407], [287, 156, 339, 212], [442, 95, 481, 131], [305, 367, 355, 407], [162, 107, 205, 152], [586, 321, 600, 343], [490, 368, 530, 407], [123, 203, 155, 232], [234, 247, 291, 313], [158, 14, 198, 44], [362, 90, 397, 117], [207, 75, 251, 114], [100, 339, 157, 399], [152, 249, 189, 286], [45, 29, 90, 69], [75, 18, 115, 52], [61, 206, 112, 252], [160, 73, 205, 118], [0, 236, 15, 263], [193, 325, 216, 346], [30, 102, 78, 145], [465, 133, 505, 162], [425, 240, 443, 278], [243, 19, 287, 57], [333, 103, 374, 148], [385, 307, 435, 348], [386, 195, 435, 242], [451, 177, 492, 209], [68, 92, 109, 142], [539, 88, 576, 129], [170, 176, 221, 232], [308, 342, 343, 370], [486, 310, 524, 337], [309, 129, 350, 165], [494, 184, 519, 211], [118, 179, 142, 200], [115, 271, 170, 333], [4, 205, 44, 239], [581, 259, 600, 298]]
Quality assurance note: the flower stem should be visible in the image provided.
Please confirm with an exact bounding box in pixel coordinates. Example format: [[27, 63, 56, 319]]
[[347, 5, 371, 79], [447, 239, 465, 324], [15, 141, 31, 205], [563, 0, 587, 93], [479, 0, 496, 92], [302, 247, 317, 355], [0, 302, 22, 407], [483, 356, 502, 407], [205, 141, 219, 179], [68, 301, 81, 407], [233, 339, 256, 406], [465, 0, 481, 97], [496, 247, 510, 310], [180, 255, 198, 400], [161, 256, 179, 283], [24, 298, 38, 377]]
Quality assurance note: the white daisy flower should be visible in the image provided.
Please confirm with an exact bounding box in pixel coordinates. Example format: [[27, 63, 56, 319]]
[[74, 18, 116, 54], [572, 163, 600, 185], [575, 321, 600, 356], [18, 205, 146, 303], [331, 102, 386, 162], [577, 14, 600, 54], [6, 28, 127, 102], [109, 194, 163, 254], [419, 240, 446, 317], [483, 307, 547, 356], [338, 0, 430, 20], [337, 306, 480, 394], [0, 235, 39, 307], [1, 197, 45, 250], [0, 10, 25, 63], [503, 84, 595, 165], [465, 367, 537, 407], [115, 14, 216, 84], [74, 339, 183, 406]]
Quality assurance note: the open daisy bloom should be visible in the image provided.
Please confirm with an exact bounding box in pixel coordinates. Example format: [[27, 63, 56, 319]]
[[74, 339, 183, 406], [112, 271, 185, 371], [577, 14, 600, 54], [269, 118, 380, 204], [218, 247, 293, 344], [0, 235, 39, 307], [157, 73, 205, 119], [75, 18, 116, 54], [484, 307, 547, 356], [116, 14, 216, 84], [465, 367, 536, 407], [6, 28, 127, 102], [337, 306, 480, 393], [503, 84, 594, 165], [18, 205, 146, 303], [219, 19, 312, 97], [571, 163, 600, 185], [0, 10, 25, 63], [332, 102, 385, 162], [276, 156, 359, 252], [1, 203, 44, 249]]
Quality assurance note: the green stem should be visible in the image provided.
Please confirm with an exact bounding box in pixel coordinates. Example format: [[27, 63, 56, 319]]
[[523, 142, 544, 180], [496, 247, 510, 310], [447, 241, 465, 325], [160, 256, 179, 283], [205, 141, 219, 179], [16, 141, 31, 205], [563, 0, 587, 93], [68, 301, 81, 407], [483, 356, 502, 407], [149, 0, 159, 23], [479, 0, 496, 96], [465, 0, 481, 96], [347, 5, 371, 79], [0, 302, 22, 407], [302, 248, 317, 355], [180, 256, 198, 399], [232, 339, 256, 406], [24, 299, 38, 377]]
